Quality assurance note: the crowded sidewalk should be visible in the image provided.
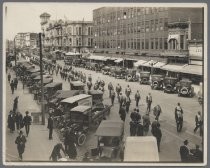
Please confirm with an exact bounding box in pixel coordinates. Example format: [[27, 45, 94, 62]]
[[6, 68, 62, 162]]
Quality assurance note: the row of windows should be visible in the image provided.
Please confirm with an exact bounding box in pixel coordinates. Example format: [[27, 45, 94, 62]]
[[95, 38, 168, 50]]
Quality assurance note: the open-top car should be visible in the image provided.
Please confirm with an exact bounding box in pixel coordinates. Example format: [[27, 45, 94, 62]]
[[176, 79, 194, 97], [139, 71, 150, 84], [163, 77, 178, 93], [125, 69, 138, 82], [151, 74, 164, 90], [94, 120, 124, 161]]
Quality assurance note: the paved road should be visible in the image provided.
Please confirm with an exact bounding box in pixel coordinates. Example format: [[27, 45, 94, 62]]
[[6, 57, 203, 162]]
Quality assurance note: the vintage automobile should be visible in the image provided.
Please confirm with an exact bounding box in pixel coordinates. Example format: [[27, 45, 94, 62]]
[[151, 74, 164, 90], [176, 79, 194, 97], [90, 63, 98, 71], [43, 82, 63, 101], [109, 67, 116, 77], [87, 90, 104, 105], [123, 136, 159, 162], [63, 103, 111, 146], [93, 120, 124, 161], [115, 68, 126, 79], [139, 71, 150, 84], [125, 69, 138, 82], [163, 77, 178, 93], [73, 59, 82, 67], [70, 81, 85, 92], [102, 66, 111, 75]]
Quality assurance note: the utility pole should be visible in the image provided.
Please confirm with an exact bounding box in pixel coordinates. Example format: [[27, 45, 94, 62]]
[[39, 33, 45, 125], [14, 37, 16, 66]]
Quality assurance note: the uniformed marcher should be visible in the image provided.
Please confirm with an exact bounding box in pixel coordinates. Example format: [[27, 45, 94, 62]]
[[130, 108, 137, 121], [23, 111, 32, 137], [87, 80, 92, 90], [125, 85, 132, 97], [153, 105, 162, 121], [175, 103, 183, 132], [115, 83, 122, 101], [143, 112, 151, 135], [110, 89, 116, 106], [129, 120, 137, 136], [119, 93, 125, 108], [15, 130, 27, 161], [135, 90, 141, 107], [125, 96, 131, 113], [146, 93, 152, 112], [108, 82, 114, 98], [119, 104, 126, 122], [136, 121, 144, 136]]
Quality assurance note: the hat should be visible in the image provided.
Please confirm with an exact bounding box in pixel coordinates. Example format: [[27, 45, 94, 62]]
[[196, 145, 200, 149], [136, 109, 139, 112], [25, 111, 29, 114], [19, 130, 23, 135], [184, 140, 188, 145]]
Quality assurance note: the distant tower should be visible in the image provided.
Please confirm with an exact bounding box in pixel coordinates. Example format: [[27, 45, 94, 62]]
[[40, 12, 51, 33]]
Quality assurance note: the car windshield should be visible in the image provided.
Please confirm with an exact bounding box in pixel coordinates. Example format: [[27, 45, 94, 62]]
[[99, 136, 120, 147], [164, 78, 176, 85], [180, 81, 191, 86]]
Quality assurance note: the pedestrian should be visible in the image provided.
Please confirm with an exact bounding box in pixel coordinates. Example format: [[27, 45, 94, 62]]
[[130, 108, 137, 121], [151, 119, 160, 131], [14, 78, 18, 90], [8, 73, 11, 82], [10, 80, 15, 94], [180, 140, 190, 162], [151, 124, 162, 152], [108, 82, 114, 98], [136, 121, 144, 136], [175, 103, 183, 132], [119, 104, 126, 122], [146, 93, 152, 112], [47, 114, 54, 140], [125, 96, 131, 113], [153, 105, 162, 121], [88, 74, 92, 82], [190, 144, 203, 162], [15, 130, 27, 161], [115, 83, 122, 101], [129, 120, 137, 136], [23, 111, 32, 137], [118, 93, 124, 108], [135, 109, 141, 121], [13, 96, 19, 113], [142, 112, 151, 135], [66, 128, 77, 159], [15, 111, 23, 131], [135, 90, 141, 107], [110, 89, 115, 106], [7, 110, 15, 133], [194, 111, 202, 136], [125, 85, 132, 97], [49, 143, 66, 161]]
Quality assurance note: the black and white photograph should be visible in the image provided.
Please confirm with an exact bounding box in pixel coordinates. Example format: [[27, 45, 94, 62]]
[[3, 2, 207, 166]]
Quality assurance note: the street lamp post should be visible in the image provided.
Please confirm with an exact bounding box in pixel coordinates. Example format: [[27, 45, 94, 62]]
[[39, 32, 45, 125]]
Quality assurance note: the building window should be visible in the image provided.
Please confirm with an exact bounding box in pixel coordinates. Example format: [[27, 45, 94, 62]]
[[145, 39, 149, 49], [160, 38, 163, 49], [151, 39, 154, 49], [155, 38, 159, 49], [180, 35, 184, 49], [137, 39, 140, 49], [164, 38, 168, 49], [142, 41, 144, 49]]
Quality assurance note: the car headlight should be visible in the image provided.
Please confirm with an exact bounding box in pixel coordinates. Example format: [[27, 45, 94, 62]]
[[174, 86, 176, 90], [163, 86, 165, 89]]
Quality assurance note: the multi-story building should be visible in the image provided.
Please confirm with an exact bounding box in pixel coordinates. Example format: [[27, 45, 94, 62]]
[[93, 7, 203, 63], [15, 33, 27, 48], [40, 13, 94, 53]]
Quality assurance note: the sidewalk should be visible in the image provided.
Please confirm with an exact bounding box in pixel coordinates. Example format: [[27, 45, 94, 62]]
[[5, 68, 61, 162]]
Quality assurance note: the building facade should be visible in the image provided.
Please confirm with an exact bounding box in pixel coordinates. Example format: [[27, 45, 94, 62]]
[[40, 13, 94, 53], [93, 7, 203, 62]]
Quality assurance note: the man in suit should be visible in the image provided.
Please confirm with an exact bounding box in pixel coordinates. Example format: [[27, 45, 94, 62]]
[[23, 111, 32, 137], [180, 140, 190, 162], [194, 111, 203, 136], [15, 130, 27, 160], [175, 103, 184, 132], [47, 114, 54, 140], [146, 93, 152, 112]]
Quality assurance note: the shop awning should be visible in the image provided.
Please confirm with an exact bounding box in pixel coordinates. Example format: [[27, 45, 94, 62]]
[[88, 55, 107, 61], [114, 58, 123, 63], [161, 64, 186, 72], [134, 60, 148, 67], [180, 65, 202, 76], [153, 62, 166, 68], [141, 60, 158, 67]]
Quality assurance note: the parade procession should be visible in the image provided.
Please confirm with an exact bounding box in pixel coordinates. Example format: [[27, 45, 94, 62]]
[[4, 3, 206, 166]]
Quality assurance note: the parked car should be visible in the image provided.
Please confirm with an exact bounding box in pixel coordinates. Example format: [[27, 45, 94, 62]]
[[176, 79, 194, 97], [102, 66, 111, 75], [139, 71, 150, 84], [43, 82, 62, 101], [109, 67, 116, 77], [163, 77, 178, 93], [151, 74, 164, 90], [70, 81, 85, 92], [88, 90, 104, 105], [125, 69, 138, 82], [115, 68, 126, 79]]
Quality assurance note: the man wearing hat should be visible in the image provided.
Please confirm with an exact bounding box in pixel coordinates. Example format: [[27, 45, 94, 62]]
[[15, 130, 27, 160], [23, 111, 32, 137], [47, 114, 54, 140], [180, 140, 190, 162]]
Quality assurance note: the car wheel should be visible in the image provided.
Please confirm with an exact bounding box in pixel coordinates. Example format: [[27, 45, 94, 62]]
[[77, 133, 86, 146]]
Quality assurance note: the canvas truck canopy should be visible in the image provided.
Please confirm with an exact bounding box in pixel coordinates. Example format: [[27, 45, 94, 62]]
[[124, 136, 159, 162], [95, 120, 124, 137], [70, 105, 92, 114], [55, 90, 79, 99], [44, 82, 62, 88], [70, 81, 85, 87], [61, 94, 92, 105]]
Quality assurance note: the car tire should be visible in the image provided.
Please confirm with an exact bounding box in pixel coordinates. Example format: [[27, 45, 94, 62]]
[[77, 133, 86, 146]]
